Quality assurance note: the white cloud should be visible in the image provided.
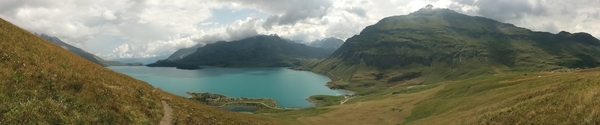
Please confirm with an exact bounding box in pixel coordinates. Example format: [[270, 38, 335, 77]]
[[102, 10, 117, 20], [201, 22, 215, 26], [0, 0, 599, 59]]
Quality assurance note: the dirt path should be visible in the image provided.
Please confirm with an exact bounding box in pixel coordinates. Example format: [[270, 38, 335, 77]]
[[160, 100, 173, 125], [340, 96, 351, 105]]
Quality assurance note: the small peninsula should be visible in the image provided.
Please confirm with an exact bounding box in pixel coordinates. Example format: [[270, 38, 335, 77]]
[[187, 92, 281, 110]]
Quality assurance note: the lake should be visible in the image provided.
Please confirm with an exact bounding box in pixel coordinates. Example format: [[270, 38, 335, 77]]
[[107, 66, 347, 108]]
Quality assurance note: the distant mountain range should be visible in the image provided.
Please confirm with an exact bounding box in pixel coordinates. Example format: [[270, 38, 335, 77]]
[[148, 35, 337, 68], [37, 34, 142, 66], [308, 37, 344, 50]]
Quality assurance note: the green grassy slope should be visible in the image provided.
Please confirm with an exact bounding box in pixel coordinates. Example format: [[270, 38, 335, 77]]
[[403, 69, 600, 124], [0, 18, 278, 124], [270, 69, 600, 124]]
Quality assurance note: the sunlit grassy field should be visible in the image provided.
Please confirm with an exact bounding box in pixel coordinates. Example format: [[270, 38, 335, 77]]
[[261, 68, 600, 125]]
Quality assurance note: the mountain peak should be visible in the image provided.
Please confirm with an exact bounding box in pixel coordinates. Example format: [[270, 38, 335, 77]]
[[412, 7, 460, 16], [424, 4, 434, 10]]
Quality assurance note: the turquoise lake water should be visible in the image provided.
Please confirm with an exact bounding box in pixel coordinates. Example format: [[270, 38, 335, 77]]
[[107, 66, 347, 108]]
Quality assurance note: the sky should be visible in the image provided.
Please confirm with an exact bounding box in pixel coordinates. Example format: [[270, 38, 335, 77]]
[[1, 0, 599, 59]]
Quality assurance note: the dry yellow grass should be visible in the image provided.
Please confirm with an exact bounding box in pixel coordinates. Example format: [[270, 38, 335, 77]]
[[0, 18, 278, 124], [403, 70, 600, 124], [266, 69, 600, 125], [297, 84, 444, 125]]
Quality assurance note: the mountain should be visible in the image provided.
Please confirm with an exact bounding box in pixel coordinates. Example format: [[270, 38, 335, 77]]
[[111, 56, 168, 65], [308, 8, 600, 89], [0, 18, 276, 124], [308, 37, 344, 50], [36, 34, 143, 66], [166, 44, 203, 61], [148, 35, 336, 67], [284, 7, 600, 124], [37, 34, 114, 66]]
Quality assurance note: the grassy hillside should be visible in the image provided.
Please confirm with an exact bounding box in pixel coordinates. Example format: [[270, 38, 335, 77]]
[[403, 69, 600, 124], [262, 69, 600, 124], [0, 18, 278, 124]]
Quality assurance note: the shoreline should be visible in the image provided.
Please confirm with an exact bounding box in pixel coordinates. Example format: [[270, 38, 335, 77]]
[[293, 67, 358, 106], [179, 67, 357, 111]]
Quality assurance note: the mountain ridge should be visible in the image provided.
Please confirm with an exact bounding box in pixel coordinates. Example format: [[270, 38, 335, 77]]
[[37, 34, 114, 66], [36, 34, 144, 66]]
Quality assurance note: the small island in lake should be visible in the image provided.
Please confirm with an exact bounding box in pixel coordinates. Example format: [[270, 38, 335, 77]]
[[187, 92, 280, 110]]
